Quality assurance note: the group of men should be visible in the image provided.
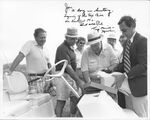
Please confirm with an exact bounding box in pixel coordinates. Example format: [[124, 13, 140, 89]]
[[8, 15, 147, 117]]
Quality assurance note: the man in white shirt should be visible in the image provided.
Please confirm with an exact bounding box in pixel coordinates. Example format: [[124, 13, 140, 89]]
[[8, 28, 51, 93], [75, 36, 86, 79], [81, 30, 118, 86], [107, 33, 121, 61]]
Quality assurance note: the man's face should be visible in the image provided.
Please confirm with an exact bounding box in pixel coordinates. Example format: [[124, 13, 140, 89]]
[[66, 37, 77, 46], [107, 38, 116, 47], [35, 32, 46, 46], [76, 40, 85, 49], [119, 21, 134, 39], [119, 35, 127, 47], [90, 42, 101, 54]]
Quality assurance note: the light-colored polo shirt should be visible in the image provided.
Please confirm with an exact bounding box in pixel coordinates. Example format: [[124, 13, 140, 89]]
[[81, 42, 118, 75], [113, 48, 122, 61], [75, 48, 83, 69], [20, 40, 50, 73]]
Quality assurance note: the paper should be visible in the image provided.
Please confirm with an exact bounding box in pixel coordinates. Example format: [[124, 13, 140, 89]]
[[90, 82, 117, 94], [96, 71, 115, 87], [78, 91, 138, 118], [119, 78, 131, 95], [111, 72, 131, 95], [93, 71, 131, 95]]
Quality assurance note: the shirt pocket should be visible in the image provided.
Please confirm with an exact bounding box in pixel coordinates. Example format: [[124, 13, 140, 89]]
[[88, 59, 98, 72]]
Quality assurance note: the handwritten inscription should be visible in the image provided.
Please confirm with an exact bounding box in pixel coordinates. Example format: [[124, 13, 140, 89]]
[[64, 3, 115, 33]]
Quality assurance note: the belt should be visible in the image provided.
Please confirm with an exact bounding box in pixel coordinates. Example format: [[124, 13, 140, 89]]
[[28, 78, 41, 83], [28, 72, 45, 76]]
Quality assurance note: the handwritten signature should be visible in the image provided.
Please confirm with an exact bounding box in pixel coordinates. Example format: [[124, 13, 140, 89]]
[[64, 3, 115, 33]]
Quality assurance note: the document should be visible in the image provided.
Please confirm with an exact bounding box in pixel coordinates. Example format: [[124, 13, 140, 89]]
[[93, 71, 131, 95]]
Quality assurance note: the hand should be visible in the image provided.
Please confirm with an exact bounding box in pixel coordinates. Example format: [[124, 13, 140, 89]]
[[77, 79, 85, 90], [90, 75, 101, 82], [83, 81, 91, 89], [6, 69, 13, 76], [101, 68, 112, 73], [111, 74, 126, 89]]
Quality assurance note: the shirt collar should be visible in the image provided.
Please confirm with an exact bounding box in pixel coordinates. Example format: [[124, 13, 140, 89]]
[[34, 41, 43, 48], [100, 41, 107, 54], [64, 40, 74, 51], [33, 40, 38, 45], [130, 31, 136, 43]]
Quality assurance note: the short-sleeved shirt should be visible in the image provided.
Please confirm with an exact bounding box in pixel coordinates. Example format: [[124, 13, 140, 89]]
[[113, 48, 122, 61], [20, 40, 50, 73], [55, 41, 76, 72], [81, 42, 118, 75], [74, 48, 83, 69]]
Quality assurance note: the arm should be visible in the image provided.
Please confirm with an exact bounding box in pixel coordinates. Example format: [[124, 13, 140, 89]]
[[44, 48, 51, 69], [9, 52, 25, 73], [66, 64, 84, 88], [127, 36, 147, 79], [81, 49, 91, 83], [101, 45, 119, 73], [109, 63, 118, 72], [109, 45, 119, 71], [82, 70, 101, 83], [114, 43, 126, 73], [82, 71, 91, 83], [113, 62, 124, 72], [55, 46, 84, 88], [47, 62, 52, 69]]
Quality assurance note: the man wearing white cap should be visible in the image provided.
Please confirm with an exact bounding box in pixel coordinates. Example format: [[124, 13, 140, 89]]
[[81, 30, 119, 86], [107, 33, 121, 61]]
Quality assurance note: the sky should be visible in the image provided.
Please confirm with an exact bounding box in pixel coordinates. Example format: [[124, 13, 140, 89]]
[[0, 0, 149, 65]]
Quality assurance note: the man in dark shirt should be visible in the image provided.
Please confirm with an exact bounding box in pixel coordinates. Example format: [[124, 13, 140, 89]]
[[54, 27, 84, 117]]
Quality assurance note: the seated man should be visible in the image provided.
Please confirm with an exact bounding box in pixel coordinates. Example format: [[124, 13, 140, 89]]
[[53, 27, 84, 117], [81, 31, 119, 95]]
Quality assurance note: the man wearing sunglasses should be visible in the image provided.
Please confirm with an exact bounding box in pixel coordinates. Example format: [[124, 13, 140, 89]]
[[75, 36, 86, 79]]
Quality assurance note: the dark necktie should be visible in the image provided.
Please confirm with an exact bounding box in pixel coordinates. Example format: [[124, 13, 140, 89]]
[[124, 40, 131, 73]]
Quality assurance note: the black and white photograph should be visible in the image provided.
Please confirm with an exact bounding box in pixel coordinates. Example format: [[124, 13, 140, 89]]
[[0, 0, 149, 119]]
